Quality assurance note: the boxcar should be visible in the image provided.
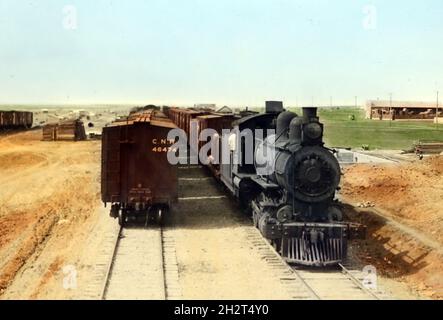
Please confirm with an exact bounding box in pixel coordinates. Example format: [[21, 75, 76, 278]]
[[0, 111, 33, 129], [195, 114, 237, 150], [195, 113, 237, 177], [101, 110, 178, 225], [168, 108, 209, 138]]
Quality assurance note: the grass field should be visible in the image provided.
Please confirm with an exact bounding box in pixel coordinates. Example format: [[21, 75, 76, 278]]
[[289, 107, 442, 150]]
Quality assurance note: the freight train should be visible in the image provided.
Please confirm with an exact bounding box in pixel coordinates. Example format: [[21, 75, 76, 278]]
[[101, 103, 364, 266]]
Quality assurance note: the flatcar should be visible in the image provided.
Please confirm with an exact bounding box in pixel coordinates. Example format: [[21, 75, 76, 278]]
[[0, 111, 33, 129], [101, 109, 178, 225]]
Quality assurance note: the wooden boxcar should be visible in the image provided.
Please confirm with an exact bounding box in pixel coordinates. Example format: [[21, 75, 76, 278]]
[[101, 110, 178, 225], [0, 111, 33, 129], [195, 113, 237, 177], [168, 108, 209, 138]]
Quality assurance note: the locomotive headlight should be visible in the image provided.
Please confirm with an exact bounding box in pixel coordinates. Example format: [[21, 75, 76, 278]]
[[305, 165, 321, 183], [304, 122, 323, 140]]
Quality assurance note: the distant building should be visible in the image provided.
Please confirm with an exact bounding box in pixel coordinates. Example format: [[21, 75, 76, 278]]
[[366, 100, 441, 121], [216, 106, 233, 114], [72, 109, 88, 117], [194, 104, 216, 110]]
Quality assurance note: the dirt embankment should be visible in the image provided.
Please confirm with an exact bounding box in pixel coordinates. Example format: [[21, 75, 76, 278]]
[[0, 130, 102, 298], [342, 156, 443, 299]]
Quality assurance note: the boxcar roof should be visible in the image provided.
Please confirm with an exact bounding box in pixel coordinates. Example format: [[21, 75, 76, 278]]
[[108, 109, 176, 129], [197, 115, 222, 119]]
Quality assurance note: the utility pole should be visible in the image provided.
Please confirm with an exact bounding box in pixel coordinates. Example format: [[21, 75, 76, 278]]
[[437, 91, 439, 130], [389, 93, 393, 126], [355, 96, 358, 108], [330, 96, 333, 108]]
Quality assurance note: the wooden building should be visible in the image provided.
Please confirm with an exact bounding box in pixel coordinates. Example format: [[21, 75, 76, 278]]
[[366, 100, 441, 121]]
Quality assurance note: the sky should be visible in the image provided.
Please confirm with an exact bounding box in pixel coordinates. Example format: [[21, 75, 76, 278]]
[[0, 0, 442, 106]]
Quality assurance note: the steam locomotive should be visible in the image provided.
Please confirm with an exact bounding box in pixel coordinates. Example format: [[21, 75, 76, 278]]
[[218, 102, 364, 266]]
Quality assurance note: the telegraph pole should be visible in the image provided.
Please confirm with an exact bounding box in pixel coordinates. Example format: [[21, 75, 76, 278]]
[[355, 96, 357, 108], [437, 91, 439, 130], [389, 93, 393, 126], [330, 96, 333, 108]]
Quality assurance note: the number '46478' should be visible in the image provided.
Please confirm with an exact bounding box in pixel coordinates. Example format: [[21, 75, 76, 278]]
[[152, 147, 177, 153]]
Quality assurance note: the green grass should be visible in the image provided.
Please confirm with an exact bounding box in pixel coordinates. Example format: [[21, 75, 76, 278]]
[[289, 107, 443, 150]]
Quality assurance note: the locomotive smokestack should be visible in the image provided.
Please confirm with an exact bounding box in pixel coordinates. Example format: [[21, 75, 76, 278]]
[[266, 101, 284, 114], [303, 107, 318, 121]]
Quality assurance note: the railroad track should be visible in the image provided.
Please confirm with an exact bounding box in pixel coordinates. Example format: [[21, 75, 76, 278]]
[[100, 224, 181, 300], [178, 164, 387, 300], [246, 228, 387, 300], [87, 162, 387, 300]]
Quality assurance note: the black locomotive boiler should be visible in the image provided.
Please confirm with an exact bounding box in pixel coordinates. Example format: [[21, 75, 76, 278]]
[[220, 102, 364, 266]]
